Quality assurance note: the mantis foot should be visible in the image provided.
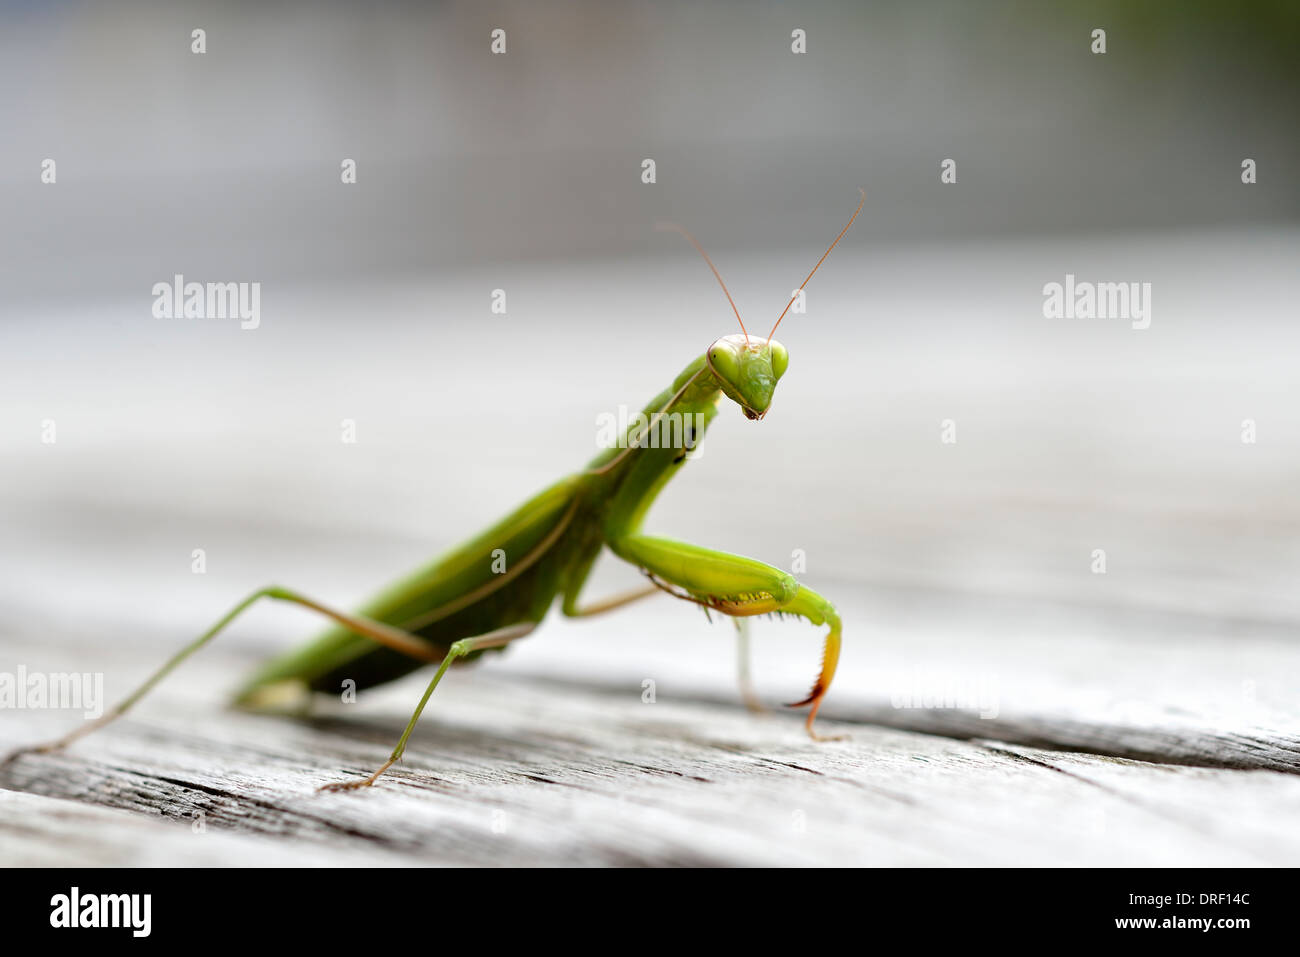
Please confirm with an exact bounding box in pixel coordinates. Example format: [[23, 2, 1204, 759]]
[[807, 730, 849, 743], [318, 756, 398, 792], [0, 740, 68, 771]]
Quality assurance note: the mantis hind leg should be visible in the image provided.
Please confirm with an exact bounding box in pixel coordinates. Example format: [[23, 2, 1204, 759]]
[[609, 534, 843, 740], [1, 585, 450, 770]]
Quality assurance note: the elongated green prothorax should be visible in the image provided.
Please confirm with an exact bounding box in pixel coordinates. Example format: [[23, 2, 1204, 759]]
[[5, 190, 867, 793]]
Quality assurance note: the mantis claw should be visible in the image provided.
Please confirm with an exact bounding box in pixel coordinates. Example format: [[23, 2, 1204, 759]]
[[784, 613, 843, 741]]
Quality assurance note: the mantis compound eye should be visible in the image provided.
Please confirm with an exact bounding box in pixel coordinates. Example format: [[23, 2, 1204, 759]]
[[769, 340, 789, 380]]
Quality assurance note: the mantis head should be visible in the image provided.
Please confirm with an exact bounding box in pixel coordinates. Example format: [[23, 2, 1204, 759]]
[[659, 189, 864, 421], [707, 334, 788, 420]]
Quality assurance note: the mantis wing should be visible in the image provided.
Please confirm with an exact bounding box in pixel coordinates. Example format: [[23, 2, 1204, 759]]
[[234, 475, 589, 700]]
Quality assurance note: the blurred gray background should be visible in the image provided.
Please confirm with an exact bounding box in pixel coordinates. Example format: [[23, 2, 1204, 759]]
[[3, 1, 1299, 732], [2, 0, 1297, 301]]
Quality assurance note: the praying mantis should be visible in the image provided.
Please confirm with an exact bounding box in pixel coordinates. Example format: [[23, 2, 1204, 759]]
[[7, 190, 864, 792]]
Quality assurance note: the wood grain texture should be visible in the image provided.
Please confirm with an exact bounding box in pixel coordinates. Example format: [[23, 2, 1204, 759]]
[[3, 615, 1300, 867]]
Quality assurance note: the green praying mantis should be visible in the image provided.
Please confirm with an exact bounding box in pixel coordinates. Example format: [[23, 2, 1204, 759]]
[[7, 190, 864, 792]]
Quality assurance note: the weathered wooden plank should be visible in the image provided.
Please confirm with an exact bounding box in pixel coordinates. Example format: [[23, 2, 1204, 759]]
[[0, 790, 417, 868], [5, 643, 1300, 866]]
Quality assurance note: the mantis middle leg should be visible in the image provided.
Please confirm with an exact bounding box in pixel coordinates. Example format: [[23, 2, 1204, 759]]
[[319, 621, 537, 792]]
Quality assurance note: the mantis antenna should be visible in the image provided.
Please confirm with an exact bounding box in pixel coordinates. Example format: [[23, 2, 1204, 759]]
[[767, 188, 865, 343], [656, 221, 749, 345]]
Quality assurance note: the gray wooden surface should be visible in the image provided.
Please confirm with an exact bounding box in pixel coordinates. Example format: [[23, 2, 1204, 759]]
[[5, 588, 1300, 867], [3, 232, 1299, 866]]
